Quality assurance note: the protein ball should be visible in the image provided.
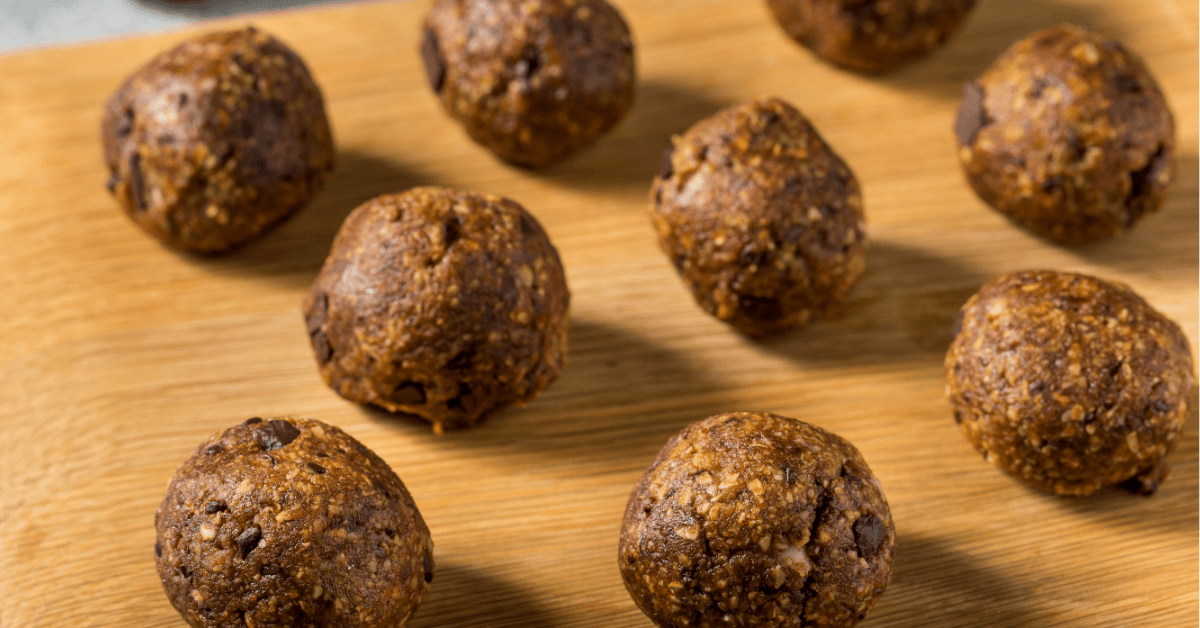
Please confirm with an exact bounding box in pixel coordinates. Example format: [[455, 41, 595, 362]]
[[955, 25, 1176, 245], [619, 412, 895, 628], [302, 187, 570, 432], [651, 98, 866, 337], [946, 270, 1195, 496], [765, 0, 976, 74], [420, 0, 636, 168], [102, 27, 335, 254], [155, 417, 433, 627]]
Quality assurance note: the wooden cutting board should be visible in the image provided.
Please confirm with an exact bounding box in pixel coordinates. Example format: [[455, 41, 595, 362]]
[[0, 0, 1196, 626]]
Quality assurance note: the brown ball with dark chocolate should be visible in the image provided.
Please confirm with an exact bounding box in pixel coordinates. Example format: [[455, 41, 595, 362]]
[[946, 270, 1195, 496], [619, 411, 895, 628], [102, 27, 335, 254], [766, 0, 977, 74], [420, 0, 635, 168], [155, 417, 433, 628], [303, 187, 569, 432], [955, 25, 1176, 245], [651, 98, 866, 337]]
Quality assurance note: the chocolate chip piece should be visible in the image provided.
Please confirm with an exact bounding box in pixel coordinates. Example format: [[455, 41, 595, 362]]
[[307, 293, 329, 336], [443, 216, 461, 248], [253, 420, 301, 451], [514, 46, 541, 80], [658, 145, 675, 180], [312, 330, 333, 363], [853, 514, 887, 559], [1113, 73, 1142, 94], [236, 527, 261, 558], [307, 462, 327, 474], [115, 107, 135, 137], [393, 381, 427, 405], [739, 295, 783, 322], [204, 444, 224, 456], [155, 541, 162, 557], [955, 82, 987, 146], [1153, 400, 1171, 413], [244, 417, 263, 425], [261, 564, 281, 576], [128, 152, 147, 212], [205, 501, 227, 514], [423, 552, 434, 583], [446, 349, 473, 370], [1119, 474, 1159, 496], [420, 28, 446, 93]]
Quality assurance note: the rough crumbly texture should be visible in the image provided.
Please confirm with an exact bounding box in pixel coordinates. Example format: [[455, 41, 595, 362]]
[[102, 27, 335, 254], [945, 271, 1195, 496], [955, 25, 1175, 245], [766, 0, 976, 74], [155, 417, 433, 627], [651, 98, 866, 337], [421, 0, 635, 168], [619, 412, 895, 628], [303, 187, 570, 431]]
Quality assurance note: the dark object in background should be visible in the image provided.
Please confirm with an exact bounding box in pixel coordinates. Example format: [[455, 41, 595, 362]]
[[765, 0, 976, 74], [650, 98, 866, 337], [155, 417, 433, 627], [955, 24, 1175, 245], [102, 27, 335, 253], [619, 411, 895, 628], [420, 0, 636, 168], [302, 187, 570, 432], [945, 270, 1195, 496]]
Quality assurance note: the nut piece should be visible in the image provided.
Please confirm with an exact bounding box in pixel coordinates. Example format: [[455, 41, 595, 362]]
[[955, 25, 1176, 245], [650, 98, 866, 337], [421, 0, 636, 168], [766, 0, 977, 74], [101, 27, 336, 254], [155, 417, 433, 627], [302, 187, 570, 431], [619, 412, 895, 628], [945, 270, 1195, 496]]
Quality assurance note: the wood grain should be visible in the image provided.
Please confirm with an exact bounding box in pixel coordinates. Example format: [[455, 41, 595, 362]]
[[0, 0, 1196, 626]]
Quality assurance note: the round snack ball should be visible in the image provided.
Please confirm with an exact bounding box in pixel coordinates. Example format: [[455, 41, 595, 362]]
[[946, 271, 1195, 496], [102, 27, 335, 254], [651, 98, 866, 337], [620, 412, 895, 628], [420, 0, 635, 168], [954, 25, 1175, 245], [155, 417, 433, 627], [303, 187, 569, 432], [765, 0, 976, 74]]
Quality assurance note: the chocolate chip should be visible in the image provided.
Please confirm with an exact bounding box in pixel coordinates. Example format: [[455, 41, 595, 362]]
[[316, 452, 329, 458], [154, 542, 162, 558], [658, 145, 675, 180], [1041, 176, 1063, 193], [384, 528, 396, 538], [1029, 76, 1050, 99], [307, 462, 327, 474], [371, 476, 395, 501], [955, 82, 987, 146], [266, 99, 287, 119], [739, 295, 784, 322], [1113, 73, 1142, 94], [205, 501, 227, 514], [115, 107, 135, 137], [1030, 380, 1046, 393], [953, 411, 962, 424], [393, 381, 427, 405], [236, 527, 261, 558], [853, 514, 887, 559], [1119, 474, 1159, 496], [244, 417, 263, 425], [312, 330, 333, 363], [240, 119, 255, 139], [128, 152, 147, 212], [519, 212, 538, 237], [446, 349, 473, 370], [261, 564, 281, 576], [443, 216, 461, 248], [1153, 400, 1171, 413], [1127, 145, 1167, 220], [783, 465, 796, 485], [177, 93, 189, 107], [204, 444, 224, 456], [423, 552, 434, 583], [253, 420, 301, 451], [420, 28, 446, 93], [514, 46, 541, 79], [307, 293, 329, 336]]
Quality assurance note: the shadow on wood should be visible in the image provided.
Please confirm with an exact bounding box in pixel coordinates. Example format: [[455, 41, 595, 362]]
[[408, 562, 559, 628], [756, 240, 988, 366], [197, 150, 437, 287], [362, 317, 734, 470], [527, 79, 736, 197]]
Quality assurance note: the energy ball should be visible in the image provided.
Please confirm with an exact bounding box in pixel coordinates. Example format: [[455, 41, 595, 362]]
[[303, 187, 570, 432], [955, 25, 1176, 245], [102, 27, 335, 254], [420, 0, 635, 168], [619, 412, 895, 628], [766, 0, 977, 74], [155, 417, 433, 627], [651, 98, 866, 337], [946, 271, 1195, 496]]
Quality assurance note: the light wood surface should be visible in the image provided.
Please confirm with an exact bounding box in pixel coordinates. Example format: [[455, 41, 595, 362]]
[[0, 0, 1196, 626]]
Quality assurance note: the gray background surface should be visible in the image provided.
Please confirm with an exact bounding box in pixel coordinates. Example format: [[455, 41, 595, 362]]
[[1, 0, 360, 53]]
